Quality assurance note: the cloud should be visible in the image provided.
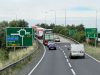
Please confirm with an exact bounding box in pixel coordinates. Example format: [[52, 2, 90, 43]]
[[0, 0, 100, 31], [70, 7, 95, 11]]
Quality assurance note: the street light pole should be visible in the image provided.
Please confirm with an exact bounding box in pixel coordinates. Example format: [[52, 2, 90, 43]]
[[54, 11, 56, 25], [44, 11, 47, 24], [65, 9, 66, 26], [95, 10, 98, 48], [50, 10, 56, 25], [96, 10, 97, 28]]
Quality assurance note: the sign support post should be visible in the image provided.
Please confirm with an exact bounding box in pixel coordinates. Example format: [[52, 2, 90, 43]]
[[85, 28, 97, 47], [94, 34, 97, 48], [14, 47, 15, 52]]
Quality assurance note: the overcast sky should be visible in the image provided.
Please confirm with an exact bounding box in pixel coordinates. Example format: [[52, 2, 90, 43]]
[[0, 0, 100, 31]]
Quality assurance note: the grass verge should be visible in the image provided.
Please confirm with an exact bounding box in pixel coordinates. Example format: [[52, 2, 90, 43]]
[[0, 41, 37, 69], [0, 40, 43, 75], [85, 44, 100, 61]]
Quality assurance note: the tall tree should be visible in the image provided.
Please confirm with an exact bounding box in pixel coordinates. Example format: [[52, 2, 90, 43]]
[[9, 20, 28, 27], [0, 21, 9, 47]]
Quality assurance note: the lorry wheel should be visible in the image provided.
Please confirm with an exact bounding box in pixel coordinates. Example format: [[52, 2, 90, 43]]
[[69, 54, 72, 59], [82, 55, 85, 59]]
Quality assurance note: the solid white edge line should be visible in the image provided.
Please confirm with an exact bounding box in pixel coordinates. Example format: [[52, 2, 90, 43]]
[[28, 44, 46, 75], [68, 63, 72, 68], [86, 53, 100, 63], [71, 69, 76, 75]]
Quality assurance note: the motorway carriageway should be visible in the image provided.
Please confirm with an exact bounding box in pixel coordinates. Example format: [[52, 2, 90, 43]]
[[17, 35, 100, 75]]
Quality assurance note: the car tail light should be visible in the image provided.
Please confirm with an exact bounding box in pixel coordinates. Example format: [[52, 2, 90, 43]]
[[45, 40, 48, 45]]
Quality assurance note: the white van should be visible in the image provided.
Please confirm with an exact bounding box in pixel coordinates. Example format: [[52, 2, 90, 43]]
[[69, 44, 85, 58]]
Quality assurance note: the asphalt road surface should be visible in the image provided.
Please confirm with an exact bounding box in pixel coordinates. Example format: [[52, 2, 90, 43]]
[[17, 36, 100, 75]]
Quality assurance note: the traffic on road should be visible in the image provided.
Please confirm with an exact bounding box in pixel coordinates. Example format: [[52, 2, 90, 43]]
[[15, 27, 100, 75]]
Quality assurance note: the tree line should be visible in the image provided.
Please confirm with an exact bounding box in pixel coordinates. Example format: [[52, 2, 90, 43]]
[[0, 20, 28, 60], [37, 23, 85, 43], [37, 23, 100, 46]]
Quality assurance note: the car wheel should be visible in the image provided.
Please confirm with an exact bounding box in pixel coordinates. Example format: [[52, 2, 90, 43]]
[[54, 47, 56, 50]]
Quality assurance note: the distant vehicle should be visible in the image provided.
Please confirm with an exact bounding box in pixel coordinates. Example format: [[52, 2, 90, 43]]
[[32, 25, 44, 39], [69, 44, 85, 58], [47, 41, 56, 50], [98, 38, 100, 42], [36, 28, 44, 39], [43, 29, 54, 45], [54, 37, 60, 42]]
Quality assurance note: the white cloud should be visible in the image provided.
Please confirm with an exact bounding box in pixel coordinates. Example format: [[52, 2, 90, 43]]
[[0, 0, 100, 30]]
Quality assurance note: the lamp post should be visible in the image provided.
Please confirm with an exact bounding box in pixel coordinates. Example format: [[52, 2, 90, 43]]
[[95, 10, 98, 48], [65, 9, 66, 26], [44, 11, 48, 24], [50, 10, 56, 25]]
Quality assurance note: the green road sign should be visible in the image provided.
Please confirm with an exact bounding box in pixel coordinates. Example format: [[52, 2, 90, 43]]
[[85, 28, 97, 38], [6, 27, 34, 47]]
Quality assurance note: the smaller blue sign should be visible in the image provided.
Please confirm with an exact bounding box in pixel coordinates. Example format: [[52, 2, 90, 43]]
[[7, 36, 19, 41]]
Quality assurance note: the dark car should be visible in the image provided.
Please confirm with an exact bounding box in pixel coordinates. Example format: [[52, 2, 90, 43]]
[[47, 41, 56, 50]]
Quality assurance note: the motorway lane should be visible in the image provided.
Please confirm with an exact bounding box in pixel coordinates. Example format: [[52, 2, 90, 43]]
[[58, 43, 100, 75], [54, 35, 74, 44], [30, 46, 73, 75], [17, 35, 100, 75]]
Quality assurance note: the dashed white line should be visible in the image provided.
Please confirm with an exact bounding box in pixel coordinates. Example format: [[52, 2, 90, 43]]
[[68, 62, 72, 68], [62, 50, 76, 75], [65, 55, 67, 59], [66, 59, 69, 62], [65, 45, 67, 47], [71, 69, 76, 75], [59, 47, 63, 51], [64, 52, 66, 56]]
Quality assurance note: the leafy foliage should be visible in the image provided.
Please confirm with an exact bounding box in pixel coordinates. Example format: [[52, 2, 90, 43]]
[[0, 20, 29, 60], [38, 23, 85, 43], [9, 20, 28, 27]]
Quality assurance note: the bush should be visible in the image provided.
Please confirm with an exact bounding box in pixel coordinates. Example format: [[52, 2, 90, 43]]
[[0, 49, 9, 61]]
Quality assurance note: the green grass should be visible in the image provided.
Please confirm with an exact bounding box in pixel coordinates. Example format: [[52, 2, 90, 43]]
[[85, 44, 100, 61], [0, 41, 38, 69], [0, 40, 42, 75]]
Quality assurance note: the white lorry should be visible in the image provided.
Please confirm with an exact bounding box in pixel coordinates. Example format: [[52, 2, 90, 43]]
[[36, 28, 44, 39], [69, 44, 85, 58]]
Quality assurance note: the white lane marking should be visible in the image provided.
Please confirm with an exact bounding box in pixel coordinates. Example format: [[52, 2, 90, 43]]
[[66, 59, 69, 62], [64, 52, 66, 56], [62, 50, 64, 53], [59, 47, 62, 50], [86, 53, 100, 63], [65, 45, 67, 47], [65, 55, 67, 59], [60, 48, 62, 51], [68, 62, 72, 68], [71, 69, 76, 75], [28, 44, 46, 75]]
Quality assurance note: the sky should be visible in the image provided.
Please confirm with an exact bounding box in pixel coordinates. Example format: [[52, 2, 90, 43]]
[[0, 0, 100, 31]]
